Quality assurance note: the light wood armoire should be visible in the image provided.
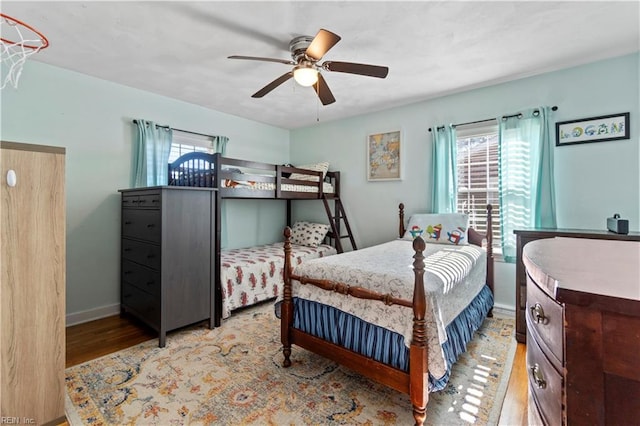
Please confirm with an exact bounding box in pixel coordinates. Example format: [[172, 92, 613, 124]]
[[1, 141, 66, 425]]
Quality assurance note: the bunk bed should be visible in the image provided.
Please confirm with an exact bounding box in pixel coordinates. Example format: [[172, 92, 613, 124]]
[[279, 204, 495, 426], [167, 152, 356, 326]]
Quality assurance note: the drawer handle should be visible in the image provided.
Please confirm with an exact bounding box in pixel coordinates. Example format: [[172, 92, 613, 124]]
[[147, 254, 155, 259], [123, 248, 132, 252], [124, 271, 132, 275], [146, 281, 155, 286], [529, 363, 547, 389], [124, 221, 132, 225], [146, 224, 155, 228], [139, 199, 147, 203], [152, 199, 160, 203], [530, 303, 548, 324]]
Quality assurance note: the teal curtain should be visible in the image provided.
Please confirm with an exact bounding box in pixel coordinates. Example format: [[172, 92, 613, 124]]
[[212, 135, 229, 155], [431, 124, 458, 213], [132, 120, 173, 187], [498, 107, 557, 262]]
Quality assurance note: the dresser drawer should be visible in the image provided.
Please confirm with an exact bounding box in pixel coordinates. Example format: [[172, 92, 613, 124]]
[[122, 238, 161, 270], [526, 274, 563, 366], [528, 386, 545, 426], [122, 259, 161, 297], [122, 209, 161, 242], [122, 283, 160, 329], [527, 329, 563, 426], [122, 191, 161, 209]]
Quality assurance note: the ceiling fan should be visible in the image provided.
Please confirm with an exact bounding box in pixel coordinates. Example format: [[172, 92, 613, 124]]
[[228, 29, 389, 105]]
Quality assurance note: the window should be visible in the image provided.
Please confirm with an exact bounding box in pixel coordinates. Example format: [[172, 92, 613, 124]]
[[168, 130, 215, 163], [456, 121, 502, 253]]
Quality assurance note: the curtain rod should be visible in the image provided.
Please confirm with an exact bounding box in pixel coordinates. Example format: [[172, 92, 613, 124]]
[[132, 119, 214, 139], [428, 106, 558, 132]]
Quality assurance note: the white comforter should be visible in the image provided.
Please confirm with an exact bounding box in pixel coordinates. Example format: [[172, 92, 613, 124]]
[[288, 239, 486, 378]]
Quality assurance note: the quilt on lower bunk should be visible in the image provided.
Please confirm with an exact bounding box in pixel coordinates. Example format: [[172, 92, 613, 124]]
[[221, 242, 337, 319], [281, 239, 488, 384]]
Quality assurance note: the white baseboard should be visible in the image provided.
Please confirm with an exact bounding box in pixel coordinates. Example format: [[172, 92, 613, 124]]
[[66, 303, 121, 327], [492, 303, 516, 317]]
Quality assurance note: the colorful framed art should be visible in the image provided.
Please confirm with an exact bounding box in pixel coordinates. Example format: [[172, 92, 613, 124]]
[[556, 112, 630, 146]]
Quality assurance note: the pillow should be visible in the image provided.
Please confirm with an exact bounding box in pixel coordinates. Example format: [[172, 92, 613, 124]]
[[290, 221, 330, 248], [288, 161, 330, 182], [403, 213, 469, 245]]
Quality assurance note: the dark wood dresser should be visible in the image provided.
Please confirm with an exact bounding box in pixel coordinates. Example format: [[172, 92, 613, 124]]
[[523, 237, 640, 425], [119, 186, 217, 347], [514, 228, 640, 343]]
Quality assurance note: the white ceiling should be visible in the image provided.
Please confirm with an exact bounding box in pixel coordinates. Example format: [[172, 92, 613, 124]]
[[3, 1, 639, 129]]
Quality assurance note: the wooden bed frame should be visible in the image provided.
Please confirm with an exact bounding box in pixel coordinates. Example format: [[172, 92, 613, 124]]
[[280, 203, 494, 425], [167, 152, 355, 326]]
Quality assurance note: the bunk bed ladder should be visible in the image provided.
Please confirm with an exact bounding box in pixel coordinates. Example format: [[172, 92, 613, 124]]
[[322, 197, 357, 254]]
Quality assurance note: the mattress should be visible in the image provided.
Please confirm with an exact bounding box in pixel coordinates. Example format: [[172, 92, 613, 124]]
[[220, 242, 337, 319], [222, 179, 334, 194]]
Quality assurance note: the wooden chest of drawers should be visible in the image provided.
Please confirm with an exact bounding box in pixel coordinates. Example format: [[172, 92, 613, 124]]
[[514, 228, 640, 343], [120, 186, 217, 347], [523, 237, 640, 425]]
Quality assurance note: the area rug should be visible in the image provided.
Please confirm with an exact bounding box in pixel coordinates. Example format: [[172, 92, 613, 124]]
[[65, 303, 516, 425]]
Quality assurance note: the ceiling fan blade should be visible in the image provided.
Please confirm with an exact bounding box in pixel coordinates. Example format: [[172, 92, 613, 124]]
[[228, 55, 295, 65], [313, 73, 336, 105], [323, 61, 389, 78], [252, 72, 294, 98], [305, 29, 341, 61]]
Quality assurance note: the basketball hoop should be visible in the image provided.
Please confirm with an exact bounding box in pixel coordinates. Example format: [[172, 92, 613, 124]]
[[0, 13, 49, 89]]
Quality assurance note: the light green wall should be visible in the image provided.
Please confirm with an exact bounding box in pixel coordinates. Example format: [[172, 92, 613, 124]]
[[1, 61, 290, 318], [290, 53, 640, 310], [2, 54, 637, 317]]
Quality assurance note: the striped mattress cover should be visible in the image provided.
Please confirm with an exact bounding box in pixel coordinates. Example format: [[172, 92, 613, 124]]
[[288, 285, 493, 391]]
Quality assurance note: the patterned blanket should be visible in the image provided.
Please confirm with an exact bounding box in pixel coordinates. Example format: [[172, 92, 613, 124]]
[[222, 179, 334, 193], [221, 242, 337, 319]]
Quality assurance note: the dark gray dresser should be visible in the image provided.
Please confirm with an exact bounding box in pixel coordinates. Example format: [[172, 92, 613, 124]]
[[119, 186, 217, 347]]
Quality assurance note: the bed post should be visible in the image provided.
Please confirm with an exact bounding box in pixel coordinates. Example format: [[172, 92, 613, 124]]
[[485, 204, 494, 291], [399, 203, 405, 238], [410, 236, 428, 426], [281, 227, 293, 367], [486, 204, 494, 317]]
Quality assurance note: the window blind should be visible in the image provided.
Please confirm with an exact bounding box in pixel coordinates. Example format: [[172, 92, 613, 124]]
[[456, 120, 501, 251], [168, 130, 215, 163]]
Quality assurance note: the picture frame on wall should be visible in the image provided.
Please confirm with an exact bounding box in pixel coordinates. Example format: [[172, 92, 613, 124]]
[[556, 112, 630, 147], [367, 130, 401, 181]]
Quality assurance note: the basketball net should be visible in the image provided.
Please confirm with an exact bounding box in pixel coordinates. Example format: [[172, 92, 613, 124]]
[[0, 13, 49, 89]]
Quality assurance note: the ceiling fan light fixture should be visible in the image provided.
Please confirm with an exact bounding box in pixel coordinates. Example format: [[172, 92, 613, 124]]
[[293, 66, 318, 87]]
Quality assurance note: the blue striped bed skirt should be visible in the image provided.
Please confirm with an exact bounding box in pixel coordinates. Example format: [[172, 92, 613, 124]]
[[278, 284, 493, 392]]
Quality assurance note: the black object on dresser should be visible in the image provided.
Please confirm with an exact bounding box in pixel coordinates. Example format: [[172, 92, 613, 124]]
[[513, 228, 640, 343], [119, 186, 217, 347]]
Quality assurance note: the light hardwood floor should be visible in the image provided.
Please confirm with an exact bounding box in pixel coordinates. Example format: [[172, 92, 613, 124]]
[[65, 314, 527, 425]]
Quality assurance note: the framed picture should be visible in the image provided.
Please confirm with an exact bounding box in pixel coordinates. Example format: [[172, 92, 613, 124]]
[[556, 112, 630, 146], [367, 130, 401, 181]]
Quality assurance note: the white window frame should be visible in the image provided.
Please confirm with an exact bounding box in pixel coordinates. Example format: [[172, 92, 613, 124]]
[[168, 130, 216, 163]]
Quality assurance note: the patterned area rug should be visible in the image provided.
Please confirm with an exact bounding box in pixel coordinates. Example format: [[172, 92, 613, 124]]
[[65, 303, 516, 425]]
